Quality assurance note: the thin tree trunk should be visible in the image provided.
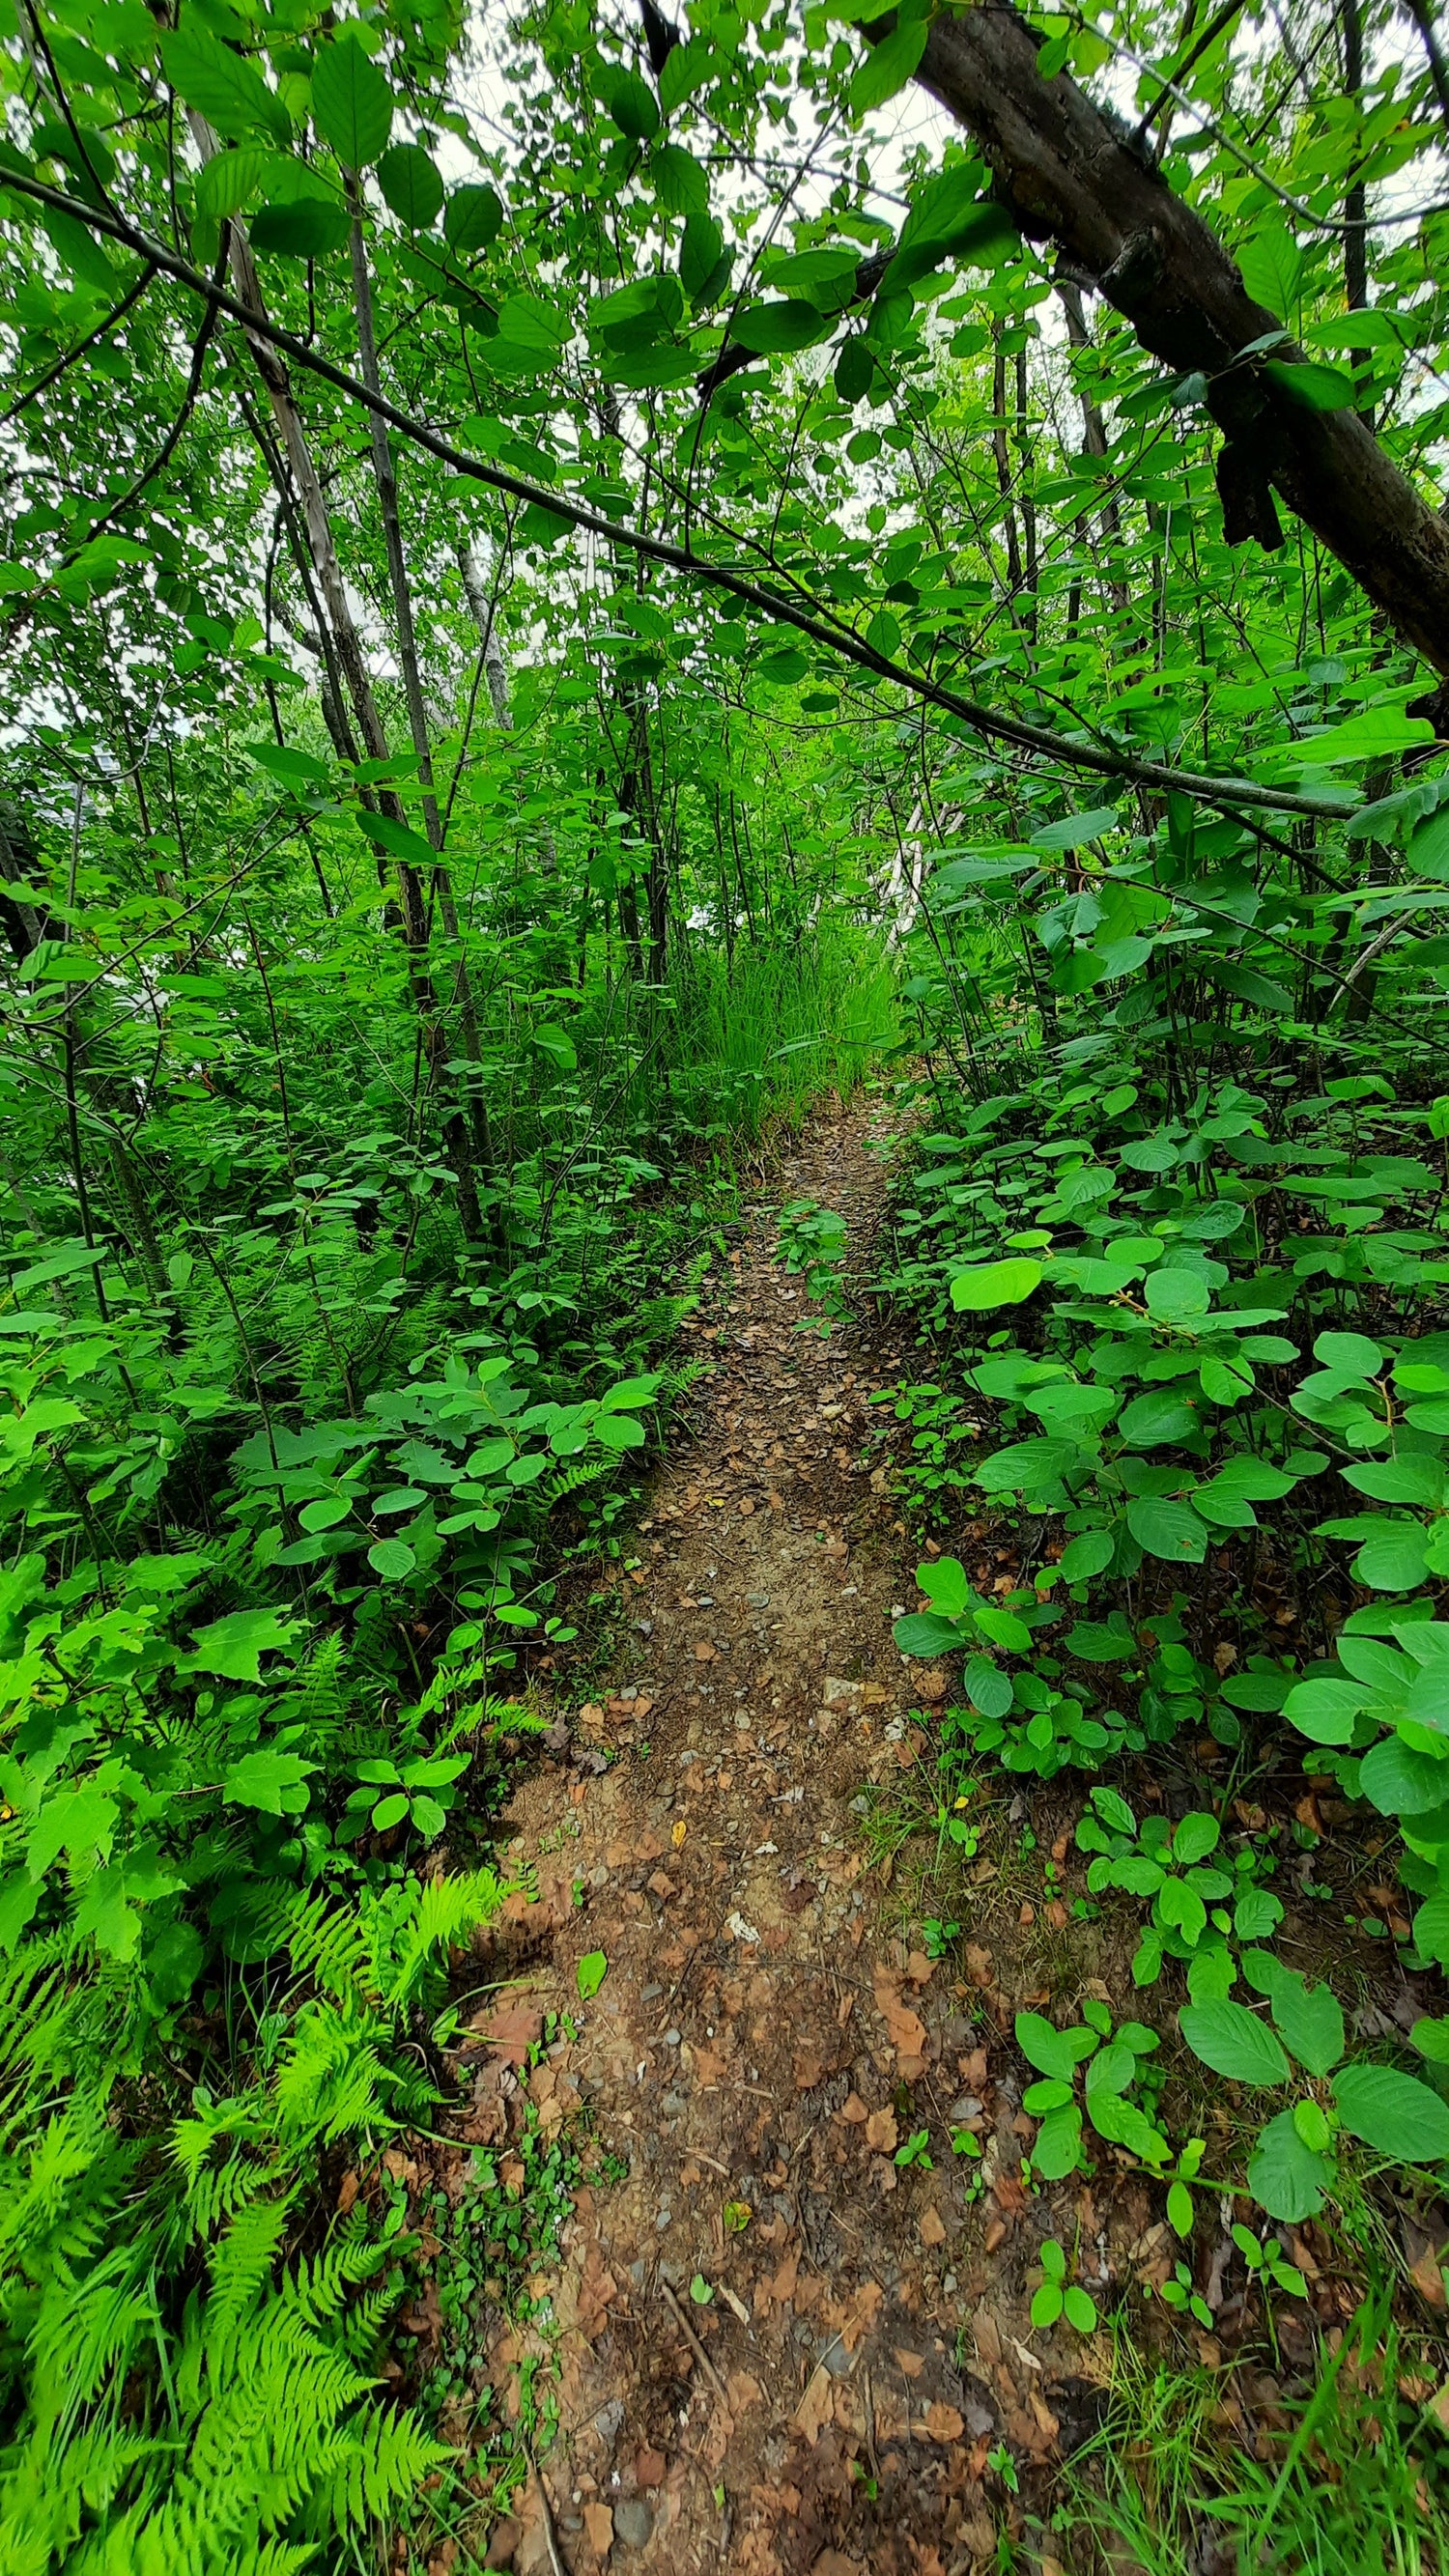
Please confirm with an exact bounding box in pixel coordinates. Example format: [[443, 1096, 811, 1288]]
[[1341, 0, 1373, 427], [458, 540, 515, 731], [349, 202, 503, 1252], [991, 327, 1025, 598], [1014, 345, 1039, 642], [1055, 281, 1131, 624], [186, 119, 484, 1242], [456, 538, 559, 879]]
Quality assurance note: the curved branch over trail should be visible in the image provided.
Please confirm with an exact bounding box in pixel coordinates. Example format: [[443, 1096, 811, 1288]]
[[0, 169, 1404, 823]]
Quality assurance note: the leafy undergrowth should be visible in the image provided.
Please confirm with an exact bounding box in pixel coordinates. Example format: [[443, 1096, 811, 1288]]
[[867, 1026, 1449, 2559]]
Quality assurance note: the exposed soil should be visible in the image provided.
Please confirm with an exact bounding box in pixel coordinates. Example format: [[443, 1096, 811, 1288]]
[[443, 1099, 1118, 2576]]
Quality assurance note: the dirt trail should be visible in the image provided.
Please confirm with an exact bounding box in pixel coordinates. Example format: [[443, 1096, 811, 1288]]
[[476, 1101, 1099, 2576]]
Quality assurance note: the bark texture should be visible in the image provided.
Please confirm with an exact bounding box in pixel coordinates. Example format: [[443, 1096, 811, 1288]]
[[887, 2, 1449, 679]]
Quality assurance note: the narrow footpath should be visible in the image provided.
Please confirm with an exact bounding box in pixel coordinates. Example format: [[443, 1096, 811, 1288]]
[[468, 1101, 1107, 2575]]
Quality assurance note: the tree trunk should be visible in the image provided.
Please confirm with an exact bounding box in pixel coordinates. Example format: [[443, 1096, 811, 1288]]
[[186, 118, 486, 1243], [991, 327, 1024, 597], [349, 206, 503, 1251], [458, 540, 515, 732]]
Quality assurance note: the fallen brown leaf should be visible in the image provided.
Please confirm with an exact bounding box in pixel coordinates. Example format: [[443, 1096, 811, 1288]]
[[795, 2362, 836, 2445]]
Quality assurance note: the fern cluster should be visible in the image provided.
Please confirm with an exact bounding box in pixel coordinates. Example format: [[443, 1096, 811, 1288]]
[[0, 1870, 501, 2571]]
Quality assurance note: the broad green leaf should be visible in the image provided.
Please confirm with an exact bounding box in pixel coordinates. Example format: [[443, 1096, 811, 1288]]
[[1332, 2062, 1449, 2163], [577, 1948, 609, 1999], [1116, 1391, 1201, 1447], [1266, 1972, 1345, 2078], [964, 1654, 1012, 1718], [1171, 1813, 1219, 1866], [444, 183, 503, 251], [893, 1610, 965, 1657], [649, 143, 709, 215], [1238, 221, 1301, 319], [1359, 1736, 1449, 1818], [680, 211, 724, 301], [1298, 706, 1434, 765], [186, 1607, 305, 1680], [194, 145, 273, 219], [950, 1259, 1042, 1311], [1030, 2104, 1084, 2179], [367, 1537, 416, 1580], [162, 28, 290, 146], [495, 292, 569, 353], [918, 1555, 972, 1617], [1247, 2109, 1329, 2221], [1058, 1529, 1115, 1582], [251, 198, 350, 258], [311, 35, 393, 167], [660, 38, 713, 110], [1031, 806, 1119, 850], [768, 247, 861, 309], [223, 1748, 317, 1813], [600, 70, 660, 140], [246, 740, 330, 788], [378, 144, 443, 231], [1264, 357, 1354, 411], [1030, 2279, 1064, 2328], [1016, 2012, 1096, 2081], [1145, 1267, 1211, 1323], [730, 299, 832, 355], [1179, 1999, 1290, 2087], [1125, 1496, 1208, 1563], [849, 18, 928, 110], [1283, 1675, 1364, 1745], [835, 336, 874, 402]]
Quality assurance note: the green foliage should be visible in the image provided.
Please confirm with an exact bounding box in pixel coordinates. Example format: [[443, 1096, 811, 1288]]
[[1063, 2302, 1449, 2576], [8, 0, 1449, 2534], [1030, 2235, 1097, 2335], [1016, 1996, 1168, 2179], [0, 1871, 496, 2565]]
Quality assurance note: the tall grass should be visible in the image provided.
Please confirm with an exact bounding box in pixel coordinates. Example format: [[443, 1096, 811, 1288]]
[[668, 923, 898, 1133], [1057, 2301, 1449, 2576]]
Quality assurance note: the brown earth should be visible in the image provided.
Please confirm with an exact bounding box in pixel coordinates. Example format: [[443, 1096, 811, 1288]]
[[439, 1100, 1122, 2576]]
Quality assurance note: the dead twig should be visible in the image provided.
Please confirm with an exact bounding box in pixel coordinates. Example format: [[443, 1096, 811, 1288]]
[[526, 2452, 572, 2576], [660, 2277, 730, 2404]]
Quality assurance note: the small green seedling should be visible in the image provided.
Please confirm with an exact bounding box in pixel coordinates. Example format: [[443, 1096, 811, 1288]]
[[1030, 2237, 1098, 2334], [1157, 2259, 1213, 2330], [895, 2127, 933, 2170], [1233, 2223, 1308, 2297]]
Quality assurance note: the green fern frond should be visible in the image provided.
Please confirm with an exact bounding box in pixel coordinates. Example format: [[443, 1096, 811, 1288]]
[[272, 2002, 393, 2145], [543, 1455, 611, 1506], [276, 2223, 386, 2339], [283, 1890, 379, 2007], [377, 1868, 502, 2009], [315, 2403, 452, 2529], [204, 2195, 296, 2383]]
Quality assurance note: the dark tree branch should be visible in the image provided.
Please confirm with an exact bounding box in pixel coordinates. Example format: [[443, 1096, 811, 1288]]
[[867, 0, 1449, 677]]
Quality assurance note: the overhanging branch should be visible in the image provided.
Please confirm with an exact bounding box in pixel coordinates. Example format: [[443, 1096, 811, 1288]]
[[0, 166, 1394, 824]]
